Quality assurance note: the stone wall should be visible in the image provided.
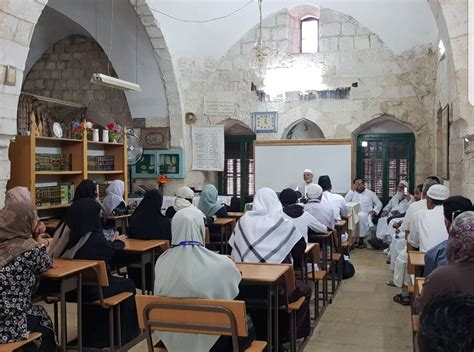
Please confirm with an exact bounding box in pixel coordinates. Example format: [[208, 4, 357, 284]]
[[22, 35, 132, 127], [173, 7, 437, 190]]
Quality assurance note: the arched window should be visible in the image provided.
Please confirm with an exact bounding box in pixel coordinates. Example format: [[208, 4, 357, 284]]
[[301, 17, 319, 53]]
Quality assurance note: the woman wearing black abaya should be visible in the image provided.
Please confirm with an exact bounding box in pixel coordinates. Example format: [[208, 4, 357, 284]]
[[63, 198, 139, 348], [73, 179, 97, 201]]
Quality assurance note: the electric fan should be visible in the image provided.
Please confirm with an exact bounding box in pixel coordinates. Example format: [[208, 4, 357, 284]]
[[126, 129, 143, 193]]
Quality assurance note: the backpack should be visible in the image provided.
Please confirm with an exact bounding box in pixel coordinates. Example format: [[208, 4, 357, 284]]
[[341, 249, 355, 279]]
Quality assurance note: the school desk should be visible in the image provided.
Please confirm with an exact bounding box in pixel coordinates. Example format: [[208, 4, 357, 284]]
[[209, 217, 236, 254]]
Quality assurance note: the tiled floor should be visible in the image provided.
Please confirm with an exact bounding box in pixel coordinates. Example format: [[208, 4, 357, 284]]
[[44, 248, 413, 351]]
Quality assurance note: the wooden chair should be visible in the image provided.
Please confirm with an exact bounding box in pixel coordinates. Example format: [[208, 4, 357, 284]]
[[0, 333, 42, 352], [304, 243, 327, 320], [135, 295, 267, 352], [81, 261, 135, 352]]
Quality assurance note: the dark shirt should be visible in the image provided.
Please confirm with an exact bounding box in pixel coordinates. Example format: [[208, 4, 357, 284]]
[[74, 231, 124, 271], [424, 240, 448, 277]]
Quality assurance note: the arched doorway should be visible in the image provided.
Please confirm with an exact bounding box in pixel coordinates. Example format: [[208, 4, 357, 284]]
[[354, 117, 416, 204], [282, 118, 325, 139], [218, 119, 256, 210]]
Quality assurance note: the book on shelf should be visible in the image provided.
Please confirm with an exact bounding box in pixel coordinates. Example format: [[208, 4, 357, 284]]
[[35, 182, 74, 207]]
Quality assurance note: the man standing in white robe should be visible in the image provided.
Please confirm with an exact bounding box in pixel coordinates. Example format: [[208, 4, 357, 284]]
[[375, 180, 413, 242], [295, 169, 315, 200], [345, 178, 382, 248], [318, 175, 349, 221]]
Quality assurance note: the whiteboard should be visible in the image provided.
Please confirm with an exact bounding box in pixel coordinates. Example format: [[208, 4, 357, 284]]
[[255, 140, 352, 194]]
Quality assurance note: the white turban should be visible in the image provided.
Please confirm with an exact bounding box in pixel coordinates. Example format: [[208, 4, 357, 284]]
[[399, 180, 409, 188], [307, 184, 323, 199], [303, 169, 313, 175]]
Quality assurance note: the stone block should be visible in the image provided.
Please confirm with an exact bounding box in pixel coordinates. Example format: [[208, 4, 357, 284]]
[[140, 15, 156, 27], [320, 23, 341, 37], [146, 26, 163, 39], [271, 27, 288, 41], [45, 62, 56, 70], [95, 90, 106, 101], [276, 14, 288, 26], [72, 91, 83, 102], [341, 22, 356, 36], [13, 20, 34, 46], [369, 34, 383, 48], [356, 25, 371, 35], [354, 36, 370, 49], [0, 37, 29, 69], [34, 79, 44, 89], [0, 12, 18, 41], [50, 70, 61, 79], [56, 61, 65, 70], [66, 79, 79, 90], [44, 79, 54, 90], [319, 37, 338, 52], [338, 36, 354, 50], [0, 0, 43, 23]]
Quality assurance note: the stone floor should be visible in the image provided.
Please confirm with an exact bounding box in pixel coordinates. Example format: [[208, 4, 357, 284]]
[[43, 248, 413, 351]]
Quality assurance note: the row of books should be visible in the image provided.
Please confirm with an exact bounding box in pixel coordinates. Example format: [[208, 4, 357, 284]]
[[88, 156, 115, 171], [35, 153, 72, 171], [35, 183, 74, 207]]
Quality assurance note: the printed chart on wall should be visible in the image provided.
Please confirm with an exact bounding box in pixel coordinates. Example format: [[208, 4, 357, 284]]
[[192, 126, 225, 171]]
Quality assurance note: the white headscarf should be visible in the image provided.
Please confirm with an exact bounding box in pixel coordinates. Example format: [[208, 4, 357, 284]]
[[103, 180, 125, 214], [229, 188, 302, 264], [154, 207, 241, 352], [173, 186, 194, 212]]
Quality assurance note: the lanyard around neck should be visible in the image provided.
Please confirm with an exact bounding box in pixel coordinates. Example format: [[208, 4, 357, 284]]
[[172, 240, 204, 248]]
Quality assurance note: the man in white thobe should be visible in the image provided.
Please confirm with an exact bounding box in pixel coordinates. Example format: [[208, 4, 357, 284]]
[[318, 175, 349, 221], [375, 180, 414, 242], [408, 184, 450, 252], [345, 178, 382, 248], [304, 184, 336, 230], [295, 169, 315, 200]]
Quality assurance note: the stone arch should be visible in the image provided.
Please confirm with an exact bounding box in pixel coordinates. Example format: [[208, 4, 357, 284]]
[[282, 118, 325, 139], [221, 118, 255, 136], [0, 0, 182, 205], [352, 114, 417, 136]]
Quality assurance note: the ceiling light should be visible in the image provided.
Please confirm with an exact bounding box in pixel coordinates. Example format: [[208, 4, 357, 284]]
[[90, 73, 142, 92]]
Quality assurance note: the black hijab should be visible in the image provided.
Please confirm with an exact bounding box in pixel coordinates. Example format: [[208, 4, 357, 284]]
[[129, 189, 171, 241], [279, 188, 304, 218], [73, 180, 97, 201], [64, 198, 102, 249]]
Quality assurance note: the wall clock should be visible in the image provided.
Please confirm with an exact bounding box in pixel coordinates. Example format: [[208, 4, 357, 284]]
[[141, 127, 170, 149], [253, 111, 278, 133]]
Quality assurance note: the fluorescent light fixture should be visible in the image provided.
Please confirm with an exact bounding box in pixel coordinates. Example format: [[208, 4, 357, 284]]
[[90, 73, 142, 92], [22, 92, 85, 108]]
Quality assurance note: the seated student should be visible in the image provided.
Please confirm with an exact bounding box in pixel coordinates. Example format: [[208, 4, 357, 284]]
[[375, 180, 413, 242], [50, 198, 139, 348], [4, 186, 51, 249], [279, 188, 327, 242], [102, 180, 127, 216], [73, 179, 98, 201], [0, 202, 56, 351], [408, 184, 450, 252], [414, 211, 474, 314], [229, 188, 311, 343], [304, 184, 336, 230], [198, 184, 228, 218], [154, 207, 248, 352], [417, 293, 474, 352], [424, 196, 473, 277], [318, 175, 348, 221], [129, 189, 171, 241], [165, 186, 215, 225]]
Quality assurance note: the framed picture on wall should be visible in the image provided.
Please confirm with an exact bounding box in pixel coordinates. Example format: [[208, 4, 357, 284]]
[[157, 149, 185, 178], [141, 127, 170, 149], [441, 104, 450, 180]]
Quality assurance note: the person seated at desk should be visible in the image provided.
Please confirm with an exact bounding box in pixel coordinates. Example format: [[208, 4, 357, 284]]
[[344, 178, 382, 248], [414, 211, 474, 314], [165, 186, 215, 225], [129, 189, 171, 241], [102, 180, 127, 216], [73, 179, 98, 201], [154, 207, 249, 352], [229, 187, 311, 344], [198, 184, 228, 218], [50, 198, 139, 348], [0, 202, 56, 351], [408, 184, 450, 253], [295, 169, 315, 200], [417, 293, 474, 352], [424, 196, 473, 277], [4, 186, 51, 249], [304, 184, 336, 231], [374, 180, 413, 245], [318, 175, 348, 221], [279, 188, 327, 242]]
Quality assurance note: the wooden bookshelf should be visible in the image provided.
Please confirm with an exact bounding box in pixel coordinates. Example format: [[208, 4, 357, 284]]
[[8, 121, 128, 212]]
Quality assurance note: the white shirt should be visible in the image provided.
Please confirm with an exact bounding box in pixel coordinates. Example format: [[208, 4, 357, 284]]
[[383, 193, 413, 215], [304, 199, 336, 230], [321, 191, 349, 220], [295, 182, 314, 197], [399, 199, 427, 233], [283, 210, 327, 243], [408, 205, 448, 252], [344, 189, 382, 214]]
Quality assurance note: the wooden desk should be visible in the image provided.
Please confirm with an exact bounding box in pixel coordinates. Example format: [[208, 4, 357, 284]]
[[123, 239, 169, 294], [308, 231, 332, 300], [407, 251, 425, 277], [236, 263, 289, 352], [105, 214, 131, 233], [40, 259, 98, 352], [227, 212, 245, 219], [334, 219, 348, 250], [414, 278, 425, 297], [210, 218, 236, 254]]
